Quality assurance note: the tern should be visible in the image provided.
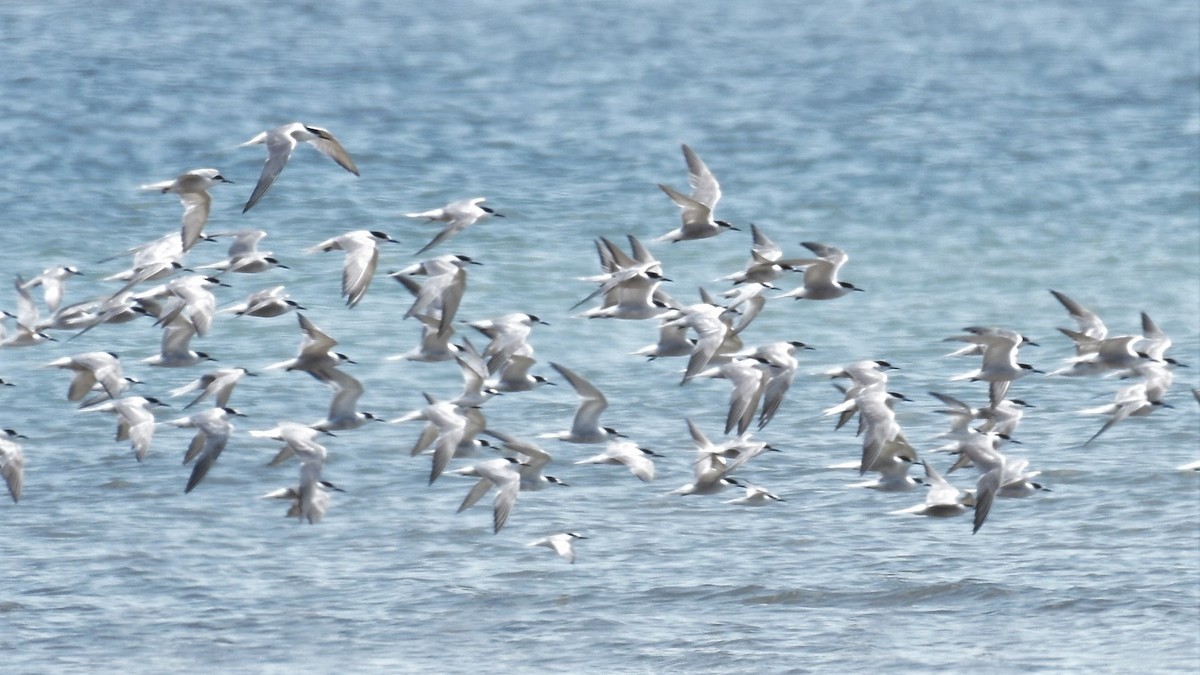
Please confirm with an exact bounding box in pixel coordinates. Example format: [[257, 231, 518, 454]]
[[391, 395, 474, 484], [774, 242, 863, 300], [724, 481, 786, 506], [221, 285, 304, 318], [308, 230, 398, 308], [2, 275, 57, 348], [398, 264, 468, 338], [486, 354, 554, 393], [22, 265, 83, 313], [309, 368, 381, 432], [141, 168, 233, 251], [250, 422, 334, 467], [1081, 380, 1173, 445], [143, 315, 214, 368], [946, 329, 1042, 406], [406, 197, 504, 255], [575, 440, 658, 482], [452, 456, 522, 534], [656, 144, 738, 242], [0, 429, 27, 503], [528, 532, 587, 564], [717, 224, 804, 286], [169, 366, 255, 410], [890, 461, 975, 519], [240, 122, 359, 212], [467, 312, 549, 372], [44, 351, 133, 405], [198, 230, 287, 274], [168, 407, 244, 494], [482, 429, 567, 491], [262, 480, 344, 523], [264, 313, 355, 383], [80, 396, 169, 461], [1049, 289, 1108, 347], [541, 363, 623, 443]]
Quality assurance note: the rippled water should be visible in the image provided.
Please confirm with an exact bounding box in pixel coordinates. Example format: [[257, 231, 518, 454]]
[[2, 1, 1198, 672]]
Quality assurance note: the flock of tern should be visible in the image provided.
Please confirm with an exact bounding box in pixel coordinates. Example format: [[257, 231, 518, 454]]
[[0, 125, 1195, 565]]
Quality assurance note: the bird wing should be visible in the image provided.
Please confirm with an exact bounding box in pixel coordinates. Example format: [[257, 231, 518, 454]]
[[243, 129, 296, 212], [681, 144, 721, 209]]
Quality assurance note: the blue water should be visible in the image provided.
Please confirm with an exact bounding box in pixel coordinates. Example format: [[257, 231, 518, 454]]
[[2, 1, 1198, 672]]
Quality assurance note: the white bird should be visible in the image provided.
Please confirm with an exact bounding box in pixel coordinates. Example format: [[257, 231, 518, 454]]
[[849, 454, 923, 492], [1, 275, 57, 348], [695, 357, 769, 436], [743, 340, 811, 430], [141, 168, 233, 251], [22, 265, 83, 313], [670, 424, 757, 497], [958, 441, 1047, 499], [527, 532, 587, 564], [717, 224, 803, 286], [406, 197, 504, 255], [575, 440, 658, 482], [101, 230, 191, 269], [168, 407, 244, 493], [575, 236, 672, 320], [264, 313, 355, 383], [666, 298, 733, 385], [719, 283, 770, 336], [250, 421, 334, 467], [154, 274, 227, 338], [0, 429, 27, 503], [481, 429, 567, 492], [308, 230, 398, 308], [855, 387, 918, 476], [631, 315, 695, 360], [309, 368, 380, 432], [929, 392, 1033, 440], [821, 382, 907, 433], [80, 396, 168, 461], [943, 325, 1039, 358], [1081, 381, 1173, 446], [388, 313, 460, 363], [656, 144, 738, 242], [284, 430, 332, 524], [1049, 289, 1108, 347], [198, 230, 288, 274], [452, 456, 522, 534], [946, 329, 1042, 406], [449, 338, 501, 408], [775, 242, 863, 300], [399, 265, 468, 341], [934, 428, 1016, 474], [44, 351, 133, 405], [669, 458, 743, 496], [823, 359, 898, 386], [890, 461, 975, 519], [486, 354, 554, 393], [240, 122, 359, 213], [392, 253, 481, 278], [169, 366, 254, 410], [724, 481, 786, 506], [261, 480, 344, 523], [391, 395, 473, 484], [541, 363, 623, 443], [142, 315, 214, 368], [1049, 333, 1148, 377], [1136, 312, 1182, 365], [221, 285, 304, 318], [464, 312, 546, 374]]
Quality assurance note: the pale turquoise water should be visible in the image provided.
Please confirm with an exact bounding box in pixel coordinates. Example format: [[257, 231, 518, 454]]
[[1, 1, 1198, 672]]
